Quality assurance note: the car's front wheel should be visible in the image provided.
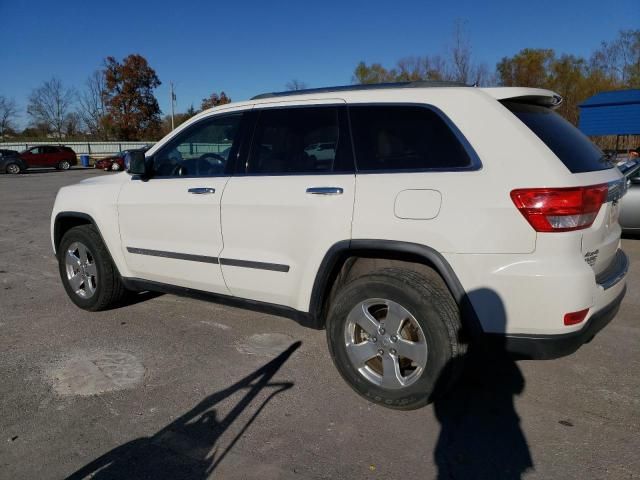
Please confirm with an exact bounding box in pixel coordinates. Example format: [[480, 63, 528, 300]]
[[58, 160, 71, 170], [326, 267, 465, 410], [58, 225, 127, 311], [111, 162, 121, 171]]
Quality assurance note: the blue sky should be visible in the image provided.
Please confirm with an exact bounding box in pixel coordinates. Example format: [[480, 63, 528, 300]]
[[0, 0, 637, 125]]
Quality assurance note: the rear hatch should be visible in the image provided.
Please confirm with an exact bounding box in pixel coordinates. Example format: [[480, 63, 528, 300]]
[[503, 99, 624, 277]]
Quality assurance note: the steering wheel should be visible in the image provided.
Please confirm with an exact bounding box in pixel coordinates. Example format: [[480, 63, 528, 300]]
[[170, 164, 187, 176], [198, 153, 226, 175]]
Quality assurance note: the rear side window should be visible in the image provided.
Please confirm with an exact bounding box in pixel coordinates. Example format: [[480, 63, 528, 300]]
[[504, 102, 611, 173], [246, 107, 352, 174], [349, 105, 473, 171]]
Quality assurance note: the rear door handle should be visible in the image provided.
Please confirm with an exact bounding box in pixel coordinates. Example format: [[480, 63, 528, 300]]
[[306, 187, 343, 195], [188, 187, 216, 195]]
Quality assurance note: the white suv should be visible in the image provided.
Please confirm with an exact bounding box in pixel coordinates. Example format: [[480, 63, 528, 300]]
[[51, 82, 629, 410]]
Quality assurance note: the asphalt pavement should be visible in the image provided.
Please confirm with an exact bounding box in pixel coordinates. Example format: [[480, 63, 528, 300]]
[[0, 168, 638, 479]]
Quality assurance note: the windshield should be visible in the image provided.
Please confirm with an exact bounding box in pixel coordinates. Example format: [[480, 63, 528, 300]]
[[504, 101, 612, 174]]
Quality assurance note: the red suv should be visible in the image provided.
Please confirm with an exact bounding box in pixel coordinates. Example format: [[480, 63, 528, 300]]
[[20, 146, 77, 170]]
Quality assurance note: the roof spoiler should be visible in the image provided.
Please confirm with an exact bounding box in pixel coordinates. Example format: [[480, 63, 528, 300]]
[[482, 87, 563, 109]]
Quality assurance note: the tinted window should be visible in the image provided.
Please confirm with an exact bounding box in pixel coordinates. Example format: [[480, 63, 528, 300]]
[[349, 106, 472, 171], [246, 107, 350, 174], [153, 114, 242, 177], [504, 102, 611, 173]]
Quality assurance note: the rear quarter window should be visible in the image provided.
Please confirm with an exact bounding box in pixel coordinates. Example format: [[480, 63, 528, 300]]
[[504, 101, 611, 174], [349, 105, 475, 172]]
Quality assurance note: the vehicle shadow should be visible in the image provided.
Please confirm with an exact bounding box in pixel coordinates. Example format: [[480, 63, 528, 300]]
[[118, 290, 165, 308], [65, 341, 301, 480], [433, 288, 533, 480], [22, 168, 66, 174], [23, 167, 94, 174]]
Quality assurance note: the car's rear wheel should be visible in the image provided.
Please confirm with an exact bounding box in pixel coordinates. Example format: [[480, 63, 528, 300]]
[[58, 225, 127, 311], [58, 160, 71, 170], [5, 163, 22, 174], [111, 162, 121, 171], [326, 267, 465, 410]]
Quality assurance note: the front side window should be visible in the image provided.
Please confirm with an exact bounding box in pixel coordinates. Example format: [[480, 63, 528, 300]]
[[153, 114, 242, 177], [246, 107, 350, 174], [349, 105, 473, 171]]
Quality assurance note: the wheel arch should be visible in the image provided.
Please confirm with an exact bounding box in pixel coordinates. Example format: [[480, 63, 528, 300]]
[[309, 240, 483, 338], [54, 212, 95, 253], [53, 211, 119, 259]]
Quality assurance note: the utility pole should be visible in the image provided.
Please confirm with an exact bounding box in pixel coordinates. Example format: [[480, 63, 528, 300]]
[[170, 81, 176, 130]]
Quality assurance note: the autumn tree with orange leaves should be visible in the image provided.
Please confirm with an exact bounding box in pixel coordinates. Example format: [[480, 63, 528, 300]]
[[200, 91, 231, 111], [102, 54, 162, 140]]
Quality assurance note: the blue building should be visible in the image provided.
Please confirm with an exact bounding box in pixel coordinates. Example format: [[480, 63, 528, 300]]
[[579, 89, 640, 153]]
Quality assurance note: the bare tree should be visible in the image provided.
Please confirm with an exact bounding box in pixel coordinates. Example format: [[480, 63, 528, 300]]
[[285, 79, 308, 91], [78, 70, 107, 138], [0, 96, 19, 141], [450, 20, 472, 83], [64, 112, 82, 138], [27, 77, 76, 139], [591, 29, 640, 86]]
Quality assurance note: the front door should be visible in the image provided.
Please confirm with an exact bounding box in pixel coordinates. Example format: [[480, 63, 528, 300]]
[[220, 103, 355, 311], [118, 112, 245, 294], [22, 146, 45, 167]]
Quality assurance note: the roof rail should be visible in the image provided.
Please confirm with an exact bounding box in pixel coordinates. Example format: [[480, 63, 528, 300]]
[[250, 81, 469, 100]]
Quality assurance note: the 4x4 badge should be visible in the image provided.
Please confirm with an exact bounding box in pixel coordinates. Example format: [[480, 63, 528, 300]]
[[584, 249, 599, 267]]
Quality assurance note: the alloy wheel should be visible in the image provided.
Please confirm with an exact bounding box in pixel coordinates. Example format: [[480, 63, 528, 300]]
[[6, 163, 20, 174], [64, 241, 98, 299], [344, 298, 428, 389]]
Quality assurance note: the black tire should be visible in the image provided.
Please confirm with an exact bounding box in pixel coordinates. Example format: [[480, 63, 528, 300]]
[[58, 160, 71, 170], [5, 162, 22, 174], [58, 224, 127, 311], [326, 267, 465, 410]]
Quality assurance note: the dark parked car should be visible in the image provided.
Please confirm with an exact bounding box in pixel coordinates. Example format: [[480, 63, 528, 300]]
[[20, 145, 77, 170], [0, 149, 28, 174]]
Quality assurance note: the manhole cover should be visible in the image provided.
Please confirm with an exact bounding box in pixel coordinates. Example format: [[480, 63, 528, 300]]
[[48, 351, 145, 396], [235, 333, 295, 357]]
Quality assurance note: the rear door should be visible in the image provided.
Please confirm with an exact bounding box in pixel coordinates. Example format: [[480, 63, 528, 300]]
[[219, 102, 355, 310], [504, 101, 623, 275], [44, 146, 60, 167]]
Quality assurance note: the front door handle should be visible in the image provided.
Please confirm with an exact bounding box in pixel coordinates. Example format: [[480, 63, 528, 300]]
[[306, 187, 343, 195], [188, 187, 216, 195]]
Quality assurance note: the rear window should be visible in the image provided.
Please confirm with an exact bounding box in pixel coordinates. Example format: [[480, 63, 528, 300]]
[[504, 102, 611, 173]]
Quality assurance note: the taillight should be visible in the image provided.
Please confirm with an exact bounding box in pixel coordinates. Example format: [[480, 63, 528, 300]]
[[564, 308, 589, 326], [510, 184, 608, 232]]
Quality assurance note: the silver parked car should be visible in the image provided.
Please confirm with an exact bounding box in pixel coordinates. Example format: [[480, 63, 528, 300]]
[[619, 158, 640, 233]]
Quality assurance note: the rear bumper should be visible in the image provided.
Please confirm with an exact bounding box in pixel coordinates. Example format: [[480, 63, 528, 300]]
[[492, 285, 626, 359]]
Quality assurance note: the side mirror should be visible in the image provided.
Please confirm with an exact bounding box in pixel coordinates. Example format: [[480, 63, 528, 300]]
[[126, 150, 150, 177]]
